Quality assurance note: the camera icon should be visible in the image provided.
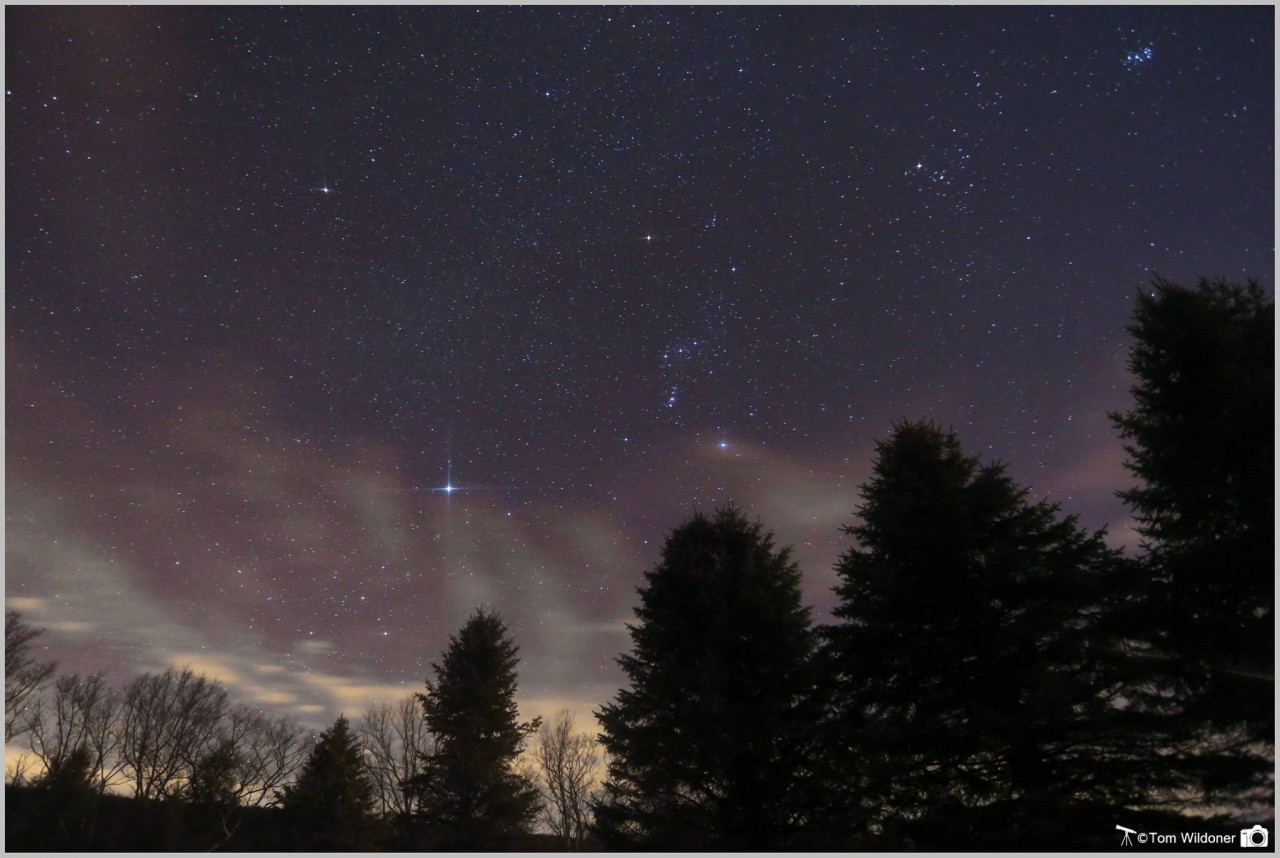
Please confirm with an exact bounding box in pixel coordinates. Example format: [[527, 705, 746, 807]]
[[1240, 825, 1268, 848]]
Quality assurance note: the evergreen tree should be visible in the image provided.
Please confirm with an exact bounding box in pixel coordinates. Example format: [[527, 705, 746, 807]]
[[823, 421, 1149, 848], [593, 505, 823, 850], [1111, 276, 1273, 736], [408, 608, 541, 849], [277, 715, 380, 851], [1110, 276, 1274, 813], [185, 740, 240, 809], [25, 744, 100, 850]]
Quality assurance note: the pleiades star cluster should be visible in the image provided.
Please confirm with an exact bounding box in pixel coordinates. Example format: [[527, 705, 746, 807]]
[[6, 6, 1272, 730]]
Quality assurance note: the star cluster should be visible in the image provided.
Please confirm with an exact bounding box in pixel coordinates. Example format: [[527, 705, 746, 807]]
[[5, 6, 1272, 732]]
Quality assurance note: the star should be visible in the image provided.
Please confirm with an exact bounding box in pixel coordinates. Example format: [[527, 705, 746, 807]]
[[6, 3, 1268, 769]]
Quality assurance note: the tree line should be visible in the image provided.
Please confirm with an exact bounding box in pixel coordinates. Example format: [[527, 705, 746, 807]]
[[5, 276, 1273, 851], [5, 609, 599, 851]]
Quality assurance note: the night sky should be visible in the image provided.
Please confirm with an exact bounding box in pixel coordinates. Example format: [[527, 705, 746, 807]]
[[6, 6, 1273, 735]]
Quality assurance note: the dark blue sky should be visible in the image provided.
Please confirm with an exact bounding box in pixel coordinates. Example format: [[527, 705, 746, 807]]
[[6, 5, 1273, 731]]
